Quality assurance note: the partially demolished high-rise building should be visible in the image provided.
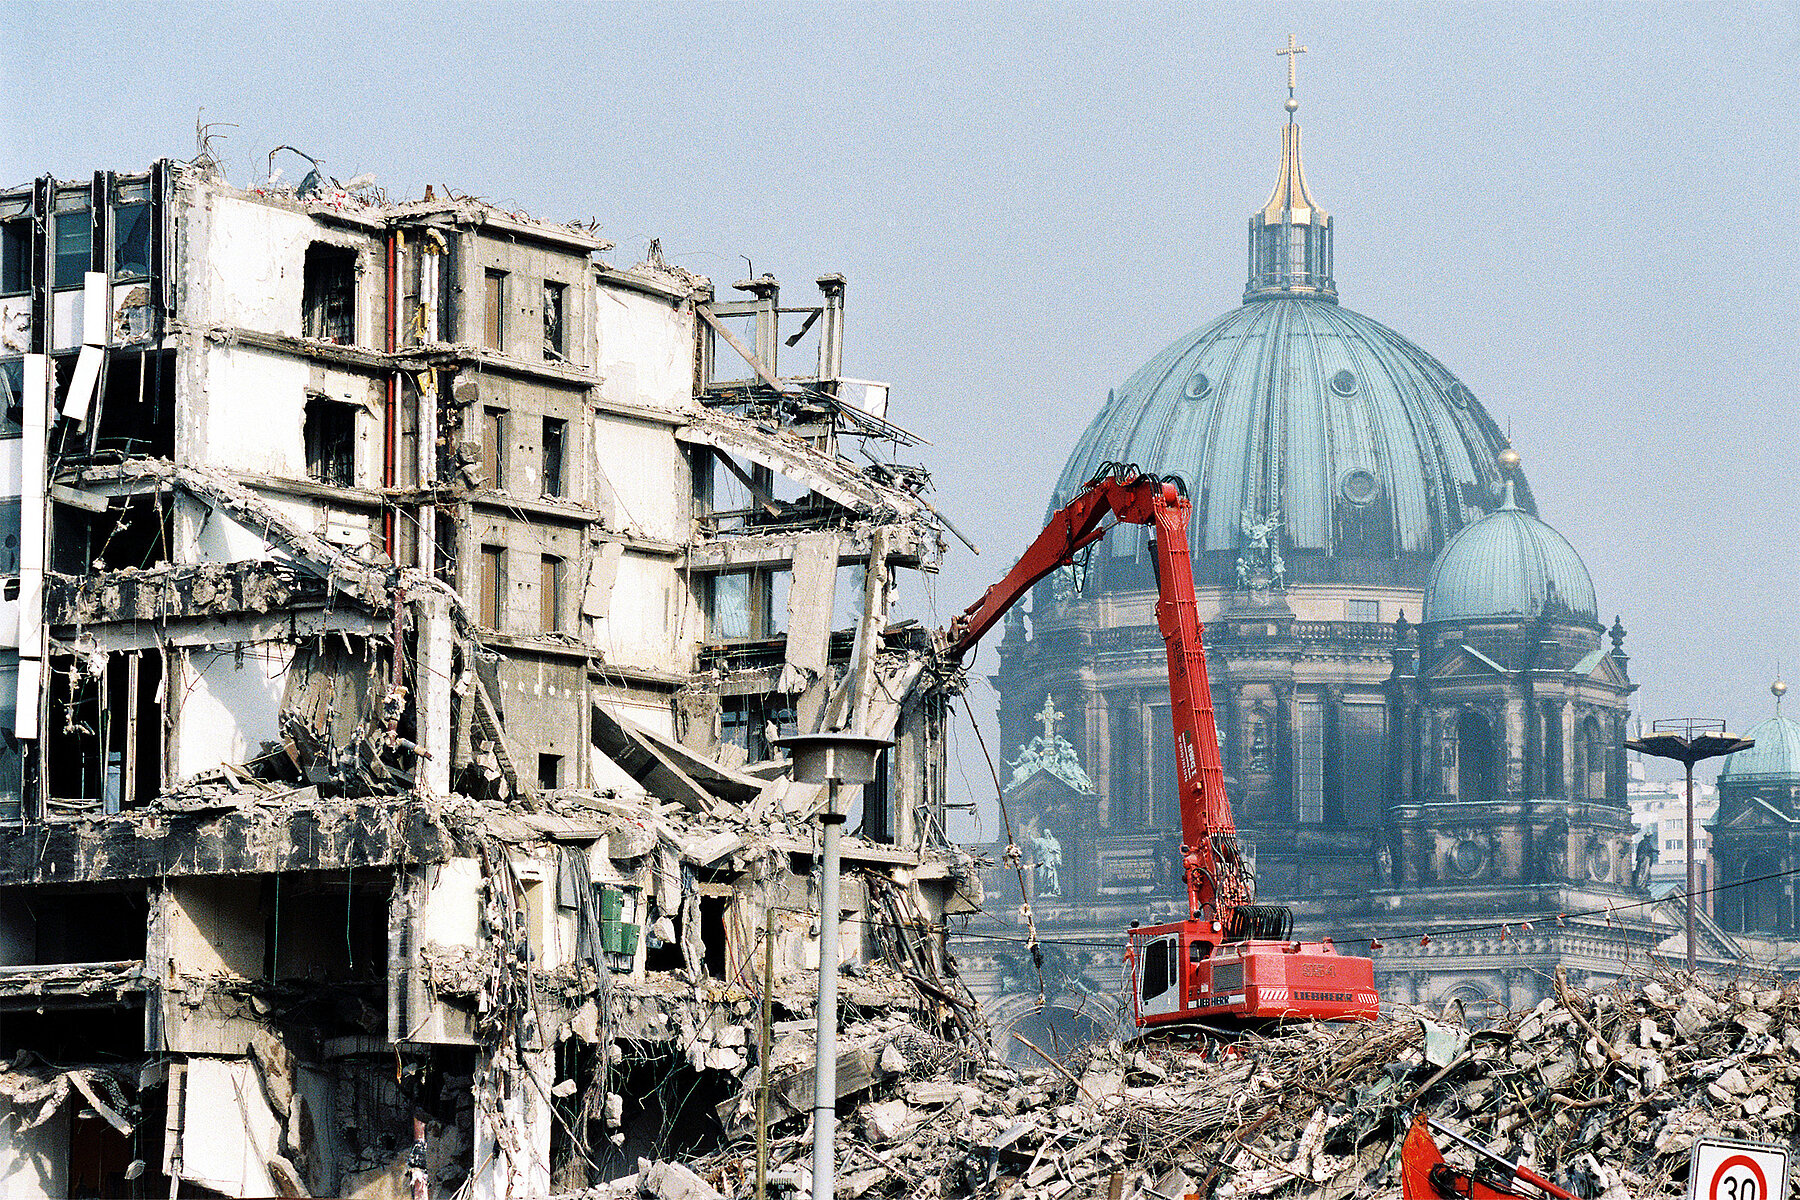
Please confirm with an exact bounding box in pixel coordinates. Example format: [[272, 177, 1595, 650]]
[[0, 158, 980, 1197]]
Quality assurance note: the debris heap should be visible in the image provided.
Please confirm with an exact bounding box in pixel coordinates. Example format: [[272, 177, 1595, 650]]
[[617, 970, 1800, 1200]]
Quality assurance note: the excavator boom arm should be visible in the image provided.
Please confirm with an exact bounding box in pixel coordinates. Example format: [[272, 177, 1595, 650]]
[[945, 467, 1244, 918]]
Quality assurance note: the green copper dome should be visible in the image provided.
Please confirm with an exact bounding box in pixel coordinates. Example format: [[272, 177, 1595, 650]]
[[1422, 482, 1597, 624], [1719, 714, 1800, 784], [1051, 107, 1524, 589]]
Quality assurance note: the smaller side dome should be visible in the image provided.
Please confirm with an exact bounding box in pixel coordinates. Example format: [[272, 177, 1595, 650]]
[[1720, 714, 1800, 785], [1424, 484, 1598, 624]]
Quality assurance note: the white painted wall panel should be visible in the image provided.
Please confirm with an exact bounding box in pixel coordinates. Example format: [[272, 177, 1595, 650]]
[[597, 555, 686, 670], [198, 345, 310, 476], [594, 417, 688, 545], [596, 285, 692, 413], [174, 644, 294, 779], [0, 1104, 68, 1199], [189, 195, 318, 336]]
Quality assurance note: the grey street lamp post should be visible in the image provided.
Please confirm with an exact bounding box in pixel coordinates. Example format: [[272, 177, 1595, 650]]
[[775, 733, 892, 1200], [1624, 719, 1753, 972]]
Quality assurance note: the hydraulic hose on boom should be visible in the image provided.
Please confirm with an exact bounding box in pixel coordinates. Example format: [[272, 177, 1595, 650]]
[[946, 465, 1377, 1031]]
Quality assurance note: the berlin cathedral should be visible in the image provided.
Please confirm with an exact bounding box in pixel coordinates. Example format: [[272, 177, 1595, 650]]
[[951, 49, 1712, 1050]]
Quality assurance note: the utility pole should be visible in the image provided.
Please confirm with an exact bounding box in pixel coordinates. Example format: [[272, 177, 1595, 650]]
[[757, 903, 774, 1200], [775, 733, 892, 1200]]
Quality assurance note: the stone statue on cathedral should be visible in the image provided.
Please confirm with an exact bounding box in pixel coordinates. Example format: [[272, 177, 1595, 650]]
[[1633, 828, 1659, 890], [1031, 828, 1063, 897]]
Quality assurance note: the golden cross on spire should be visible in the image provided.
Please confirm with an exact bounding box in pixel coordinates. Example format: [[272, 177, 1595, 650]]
[[1277, 33, 1307, 97]]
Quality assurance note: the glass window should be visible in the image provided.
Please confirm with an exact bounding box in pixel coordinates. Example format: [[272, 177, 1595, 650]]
[[1296, 698, 1325, 822], [1340, 703, 1387, 826], [114, 203, 152, 278], [54, 210, 91, 289], [709, 572, 751, 640], [0, 654, 18, 823], [1346, 599, 1379, 622], [1, 219, 29, 295], [0, 360, 24, 437]]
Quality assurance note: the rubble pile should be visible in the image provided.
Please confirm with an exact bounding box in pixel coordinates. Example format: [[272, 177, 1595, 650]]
[[618, 969, 1800, 1200]]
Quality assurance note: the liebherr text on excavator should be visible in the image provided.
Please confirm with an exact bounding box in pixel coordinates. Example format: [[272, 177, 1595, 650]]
[[946, 465, 1378, 1030]]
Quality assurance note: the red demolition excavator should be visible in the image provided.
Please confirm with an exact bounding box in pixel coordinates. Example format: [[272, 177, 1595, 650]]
[[945, 465, 1377, 1032]]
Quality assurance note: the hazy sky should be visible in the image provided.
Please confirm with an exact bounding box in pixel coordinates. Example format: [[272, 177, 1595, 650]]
[[5, 3, 1797, 812]]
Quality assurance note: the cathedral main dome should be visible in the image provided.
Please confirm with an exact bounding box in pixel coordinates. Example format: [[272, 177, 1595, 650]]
[[1050, 98, 1525, 589]]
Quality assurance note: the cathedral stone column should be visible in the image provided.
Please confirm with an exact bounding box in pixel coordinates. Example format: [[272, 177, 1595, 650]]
[[1503, 693, 1526, 797], [1325, 684, 1344, 823], [1548, 700, 1567, 799], [1084, 687, 1105, 805], [1275, 682, 1295, 822]]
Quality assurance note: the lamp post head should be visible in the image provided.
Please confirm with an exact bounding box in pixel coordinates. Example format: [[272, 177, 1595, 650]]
[[1625, 718, 1754, 766], [775, 733, 893, 784]]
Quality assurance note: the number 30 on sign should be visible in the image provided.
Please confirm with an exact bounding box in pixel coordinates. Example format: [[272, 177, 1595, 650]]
[[1687, 1137, 1790, 1200]]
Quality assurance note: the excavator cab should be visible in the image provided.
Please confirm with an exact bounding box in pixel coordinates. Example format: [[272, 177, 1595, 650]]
[[1128, 912, 1378, 1029]]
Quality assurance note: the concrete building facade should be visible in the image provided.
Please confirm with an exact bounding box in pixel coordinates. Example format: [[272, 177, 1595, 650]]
[[0, 157, 979, 1197]]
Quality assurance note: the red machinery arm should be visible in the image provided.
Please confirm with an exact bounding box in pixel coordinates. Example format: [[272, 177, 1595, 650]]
[[945, 468, 1251, 924]]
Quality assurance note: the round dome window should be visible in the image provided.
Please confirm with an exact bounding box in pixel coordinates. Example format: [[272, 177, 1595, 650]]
[[1339, 468, 1380, 506], [1184, 372, 1211, 400], [1330, 369, 1358, 397]]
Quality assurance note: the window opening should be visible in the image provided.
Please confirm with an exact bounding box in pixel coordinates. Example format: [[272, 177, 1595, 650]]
[[1346, 599, 1379, 622], [0, 218, 29, 295], [481, 407, 506, 490], [304, 395, 355, 487], [699, 895, 728, 980], [720, 694, 793, 764], [537, 753, 562, 792], [542, 280, 566, 360], [1296, 697, 1325, 822], [541, 417, 566, 497], [480, 545, 506, 629], [483, 269, 505, 350], [302, 243, 357, 343]]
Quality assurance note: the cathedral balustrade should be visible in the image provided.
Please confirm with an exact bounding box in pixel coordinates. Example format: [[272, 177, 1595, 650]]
[[1291, 620, 1399, 644]]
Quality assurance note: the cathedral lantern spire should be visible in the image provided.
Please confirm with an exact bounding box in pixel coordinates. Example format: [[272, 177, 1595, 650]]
[[1246, 35, 1337, 302]]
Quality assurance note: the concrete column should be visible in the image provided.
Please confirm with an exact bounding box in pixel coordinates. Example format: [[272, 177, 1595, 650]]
[[472, 1047, 552, 1200], [415, 589, 455, 798]]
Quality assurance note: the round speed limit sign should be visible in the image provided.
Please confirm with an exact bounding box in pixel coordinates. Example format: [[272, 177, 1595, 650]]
[[1687, 1137, 1790, 1200]]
